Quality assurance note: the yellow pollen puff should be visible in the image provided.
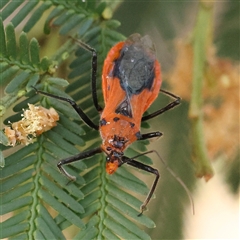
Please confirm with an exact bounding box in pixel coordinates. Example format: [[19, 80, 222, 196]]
[[4, 103, 59, 146]]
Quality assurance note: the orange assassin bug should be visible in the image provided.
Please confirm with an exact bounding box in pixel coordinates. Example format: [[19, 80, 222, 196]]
[[33, 33, 193, 216]]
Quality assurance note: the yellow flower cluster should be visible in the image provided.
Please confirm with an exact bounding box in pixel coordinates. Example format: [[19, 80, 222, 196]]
[[5, 104, 59, 146]]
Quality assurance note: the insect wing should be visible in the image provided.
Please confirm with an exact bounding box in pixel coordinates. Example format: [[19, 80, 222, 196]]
[[102, 34, 162, 123]]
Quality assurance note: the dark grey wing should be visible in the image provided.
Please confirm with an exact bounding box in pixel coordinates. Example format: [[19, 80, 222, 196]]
[[113, 41, 155, 96]]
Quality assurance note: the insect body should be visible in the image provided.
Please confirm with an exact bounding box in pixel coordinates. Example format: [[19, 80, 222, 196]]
[[100, 34, 161, 174], [33, 33, 182, 215]]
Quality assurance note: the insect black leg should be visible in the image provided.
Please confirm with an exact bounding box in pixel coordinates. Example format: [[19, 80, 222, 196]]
[[122, 155, 159, 216], [69, 37, 103, 112], [142, 89, 181, 122], [32, 86, 99, 130], [57, 147, 102, 181], [122, 150, 195, 216], [137, 131, 163, 141]]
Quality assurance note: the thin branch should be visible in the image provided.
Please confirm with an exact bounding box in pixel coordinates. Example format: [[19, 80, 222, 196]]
[[189, 1, 214, 181]]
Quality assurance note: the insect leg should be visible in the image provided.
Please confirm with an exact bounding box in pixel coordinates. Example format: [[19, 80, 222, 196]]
[[32, 86, 99, 130], [57, 147, 102, 181], [142, 89, 181, 122], [137, 131, 163, 140], [123, 150, 195, 216], [133, 150, 195, 215], [122, 156, 159, 216], [70, 37, 103, 112]]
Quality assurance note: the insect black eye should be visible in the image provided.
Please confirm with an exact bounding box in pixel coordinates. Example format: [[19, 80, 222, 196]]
[[106, 147, 112, 151], [100, 118, 107, 126], [106, 156, 110, 162]]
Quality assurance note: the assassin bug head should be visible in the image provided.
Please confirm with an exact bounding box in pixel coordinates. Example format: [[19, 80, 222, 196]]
[[102, 135, 127, 174], [105, 150, 124, 175]]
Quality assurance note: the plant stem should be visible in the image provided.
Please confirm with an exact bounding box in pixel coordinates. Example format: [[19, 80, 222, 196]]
[[189, 1, 214, 181]]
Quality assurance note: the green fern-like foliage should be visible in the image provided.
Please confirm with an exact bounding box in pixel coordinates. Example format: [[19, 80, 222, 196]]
[[1, 1, 155, 239]]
